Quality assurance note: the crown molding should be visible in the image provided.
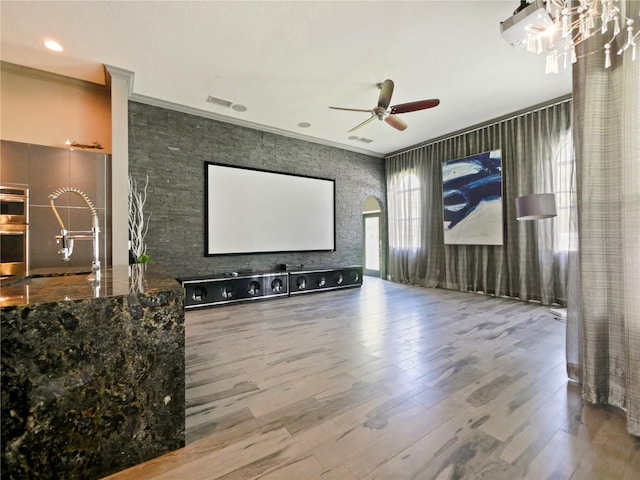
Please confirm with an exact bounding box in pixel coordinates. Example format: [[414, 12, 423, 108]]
[[2, 60, 382, 158], [103, 65, 135, 96], [128, 93, 384, 159], [0, 61, 109, 95], [387, 94, 573, 158]]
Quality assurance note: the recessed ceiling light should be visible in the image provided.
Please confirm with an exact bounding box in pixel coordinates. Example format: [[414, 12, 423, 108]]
[[44, 39, 63, 52], [298, 122, 311, 128], [348, 135, 359, 140], [231, 104, 247, 112]]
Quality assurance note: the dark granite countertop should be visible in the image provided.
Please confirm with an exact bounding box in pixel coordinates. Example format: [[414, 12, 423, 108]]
[[0, 264, 181, 308], [1, 263, 185, 478]]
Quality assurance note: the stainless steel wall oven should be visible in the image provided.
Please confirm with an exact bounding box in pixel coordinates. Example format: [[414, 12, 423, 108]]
[[0, 186, 29, 276]]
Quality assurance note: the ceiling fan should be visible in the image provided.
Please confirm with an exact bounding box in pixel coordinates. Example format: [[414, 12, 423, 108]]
[[330, 79, 440, 132]]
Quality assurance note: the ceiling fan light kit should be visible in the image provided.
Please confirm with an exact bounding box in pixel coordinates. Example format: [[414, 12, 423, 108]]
[[329, 79, 440, 133]]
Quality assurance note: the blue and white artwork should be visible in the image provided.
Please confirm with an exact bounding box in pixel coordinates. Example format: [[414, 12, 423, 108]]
[[442, 150, 503, 245]]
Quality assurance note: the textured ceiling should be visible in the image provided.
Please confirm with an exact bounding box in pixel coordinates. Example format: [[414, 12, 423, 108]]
[[0, 1, 572, 157]]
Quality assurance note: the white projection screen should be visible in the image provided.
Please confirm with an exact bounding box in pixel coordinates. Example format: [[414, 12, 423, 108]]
[[205, 163, 336, 255]]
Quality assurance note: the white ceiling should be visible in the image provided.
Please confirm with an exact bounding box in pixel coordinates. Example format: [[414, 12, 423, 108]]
[[0, 1, 571, 158]]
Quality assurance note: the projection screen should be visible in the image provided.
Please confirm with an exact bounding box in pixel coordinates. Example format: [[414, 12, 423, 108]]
[[205, 163, 336, 255]]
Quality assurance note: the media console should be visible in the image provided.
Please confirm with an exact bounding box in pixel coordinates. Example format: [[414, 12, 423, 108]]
[[288, 266, 362, 296], [179, 266, 362, 309]]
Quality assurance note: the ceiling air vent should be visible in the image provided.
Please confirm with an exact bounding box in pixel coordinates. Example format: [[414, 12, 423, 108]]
[[206, 96, 232, 108], [348, 135, 373, 143]]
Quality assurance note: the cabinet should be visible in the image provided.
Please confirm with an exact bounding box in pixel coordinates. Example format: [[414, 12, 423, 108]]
[[181, 271, 289, 309], [288, 266, 362, 296], [180, 266, 363, 310], [0, 141, 30, 185], [0, 140, 111, 271]]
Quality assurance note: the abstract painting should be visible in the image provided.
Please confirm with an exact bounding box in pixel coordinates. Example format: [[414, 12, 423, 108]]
[[442, 150, 503, 245]]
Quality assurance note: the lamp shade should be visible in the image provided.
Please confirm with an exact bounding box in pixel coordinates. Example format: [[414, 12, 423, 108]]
[[515, 193, 557, 220]]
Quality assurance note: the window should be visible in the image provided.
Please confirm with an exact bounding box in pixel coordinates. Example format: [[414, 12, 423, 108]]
[[364, 215, 380, 272], [553, 131, 577, 252], [389, 173, 421, 249]]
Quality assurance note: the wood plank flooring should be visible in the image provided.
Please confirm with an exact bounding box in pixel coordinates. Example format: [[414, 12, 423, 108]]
[[104, 278, 639, 480]]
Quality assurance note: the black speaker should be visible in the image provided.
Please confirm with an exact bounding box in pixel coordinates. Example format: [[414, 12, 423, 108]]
[[181, 272, 289, 309], [288, 266, 362, 296]]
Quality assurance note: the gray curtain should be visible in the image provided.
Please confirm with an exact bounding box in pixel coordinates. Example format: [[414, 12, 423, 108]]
[[386, 100, 573, 305], [386, 148, 444, 287], [566, 0, 640, 436]]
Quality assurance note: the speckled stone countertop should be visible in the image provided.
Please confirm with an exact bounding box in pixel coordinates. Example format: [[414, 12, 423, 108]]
[[1, 265, 185, 479], [0, 265, 181, 308]]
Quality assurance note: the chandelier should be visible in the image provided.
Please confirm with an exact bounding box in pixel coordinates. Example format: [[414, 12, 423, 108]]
[[504, 0, 639, 73]]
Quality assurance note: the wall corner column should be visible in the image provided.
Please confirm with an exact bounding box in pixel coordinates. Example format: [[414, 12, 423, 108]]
[[104, 65, 134, 266]]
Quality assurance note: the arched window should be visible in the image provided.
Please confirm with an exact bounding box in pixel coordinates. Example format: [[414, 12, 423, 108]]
[[389, 173, 421, 249]]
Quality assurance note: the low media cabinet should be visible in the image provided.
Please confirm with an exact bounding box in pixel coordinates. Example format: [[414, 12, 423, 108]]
[[179, 265, 362, 309]]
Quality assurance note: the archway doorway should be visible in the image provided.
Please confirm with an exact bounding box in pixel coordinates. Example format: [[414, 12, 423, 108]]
[[362, 196, 382, 277]]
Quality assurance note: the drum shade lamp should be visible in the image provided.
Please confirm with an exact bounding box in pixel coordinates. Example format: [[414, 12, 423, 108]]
[[515, 193, 557, 220]]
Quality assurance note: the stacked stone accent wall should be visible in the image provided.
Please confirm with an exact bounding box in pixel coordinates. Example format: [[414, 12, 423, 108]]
[[128, 102, 386, 279]]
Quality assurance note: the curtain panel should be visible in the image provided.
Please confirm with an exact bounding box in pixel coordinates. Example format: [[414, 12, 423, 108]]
[[566, 0, 640, 436], [386, 99, 573, 305]]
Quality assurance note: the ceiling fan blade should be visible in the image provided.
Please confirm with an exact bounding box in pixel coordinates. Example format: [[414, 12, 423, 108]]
[[348, 115, 377, 132], [390, 99, 440, 114], [377, 79, 394, 109], [329, 106, 373, 113], [385, 115, 408, 131]]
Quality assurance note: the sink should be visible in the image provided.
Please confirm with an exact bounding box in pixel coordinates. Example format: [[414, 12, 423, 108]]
[[0, 269, 100, 308], [27, 275, 93, 287], [1, 269, 93, 287]]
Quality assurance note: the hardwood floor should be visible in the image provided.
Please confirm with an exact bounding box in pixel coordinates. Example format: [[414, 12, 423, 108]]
[[104, 278, 639, 480]]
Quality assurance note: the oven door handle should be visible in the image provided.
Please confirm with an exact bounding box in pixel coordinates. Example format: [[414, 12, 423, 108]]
[[0, 230, 26, 235]]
